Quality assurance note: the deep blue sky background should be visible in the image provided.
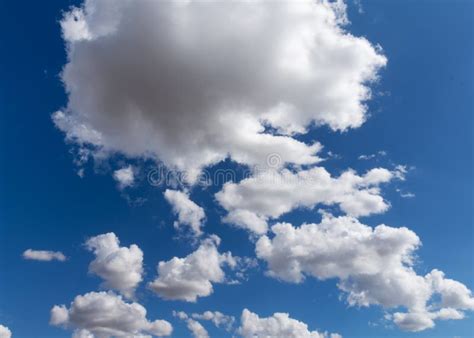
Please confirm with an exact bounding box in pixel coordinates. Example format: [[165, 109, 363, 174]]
[[0, 0, 472, 337]]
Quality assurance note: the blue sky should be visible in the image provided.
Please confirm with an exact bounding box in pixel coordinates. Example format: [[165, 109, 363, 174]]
[[0, 0, 473, 337]]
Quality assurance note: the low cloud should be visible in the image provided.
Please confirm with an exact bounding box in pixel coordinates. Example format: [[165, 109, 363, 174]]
[[50, 291, 172, 337], [22, 249, 66, 262]]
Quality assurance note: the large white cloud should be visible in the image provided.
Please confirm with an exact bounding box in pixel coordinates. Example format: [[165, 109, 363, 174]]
[[164, 189, 205, 236], [54, 0, 385, 179], [216, 167, 400, 234], [256, 214, 474, 331], [238, 309, 340, 338], [86, 232, 143, 298], [149, 236, 236, 302], [0, 325, 11, 338], [50, 291, 172, 337], [22, 249, 67, 262]]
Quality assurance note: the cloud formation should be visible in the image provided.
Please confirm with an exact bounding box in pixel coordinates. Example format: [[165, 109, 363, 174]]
[[54, 0, 385, 179], [216, 167, 400, 234], [50, 291, 172, 337], [149, 236, 236, 302], [256, 214, 474, 331], [86, 233, 143, 298], [239, 309, 340, 338], [173, 312, 209, 338], [164, 189, 205, 236], [22, 249, 66, 262], [113, 166, 135, 189], [0, 325, 11, 338], [191, 311, 235, 332]]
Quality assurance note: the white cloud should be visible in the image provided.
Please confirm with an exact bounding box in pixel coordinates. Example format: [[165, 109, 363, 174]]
[[358, 150, 387, 160], [113, 166, 135, 189], [85, 232, 143, 298], [149, 236, 236, 302], [22, 249, 66, 262], [191, 311, 235, 332], [173, 312, 209, 338], [238, 309, 339, 338], [256, 213, 474, 331], [50, 291, 172, 337], [164, 189, 205, 236], [54, 0, 385, 180], [216, 167, 401, 234], [0, 325, 11, 338]]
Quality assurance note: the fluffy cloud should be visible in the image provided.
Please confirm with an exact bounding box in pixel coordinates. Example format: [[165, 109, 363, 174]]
[[113, 166, 135, 189], [50, 291, 172, 337], [216, 167, 400, 234], [192, 311, 235, 332], [0, 325, 11, 338], [238, 309, 340, 338], [54, 0, 385, 180], [22, 249, 66, 262], [164, 190, 205, 236], [149, 236, 236, 302], [86, 233, 143, 298], [173, 312, 209, 338], [256, 214, 474, 331]]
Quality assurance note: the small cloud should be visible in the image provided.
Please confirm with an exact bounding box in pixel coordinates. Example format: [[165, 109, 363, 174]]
[[113, 165, 135, 189], [358, 150, 387, 160], [396, 189, 415, 199], [23, 249, 67, 262]]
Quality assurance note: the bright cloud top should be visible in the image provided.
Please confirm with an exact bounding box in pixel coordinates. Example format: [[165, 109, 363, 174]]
[[216, 167, 401, 234], [239, 309, 341, 338], [50, 291, 172, 337], [54, 0, 385, 178], [256, 213, 474, 331], [149, 236, 236, 302], [22, 249, 66, 262], [164, 189, 206, 236], [85, 232, 143, 298]]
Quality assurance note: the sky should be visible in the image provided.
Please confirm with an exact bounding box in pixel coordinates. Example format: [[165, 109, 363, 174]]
[[0, 0, 473, 338]]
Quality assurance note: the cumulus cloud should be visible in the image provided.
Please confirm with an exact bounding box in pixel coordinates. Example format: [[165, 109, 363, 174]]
[[149, 236, 236, 302], [191, 311, 235, 332], [0, 325, 11, 338], [256, 214, 474, 331], [113, 166, 135, 189], [216, 167, 401, 234], [238, 309, 340, 338], [173, 312, 209, 338], [50, 291, 172, 337], [164, 190, 205, 236], [85, 233, 143, 298], [54, 0, 385, 180], [22, 249, 66, 262]]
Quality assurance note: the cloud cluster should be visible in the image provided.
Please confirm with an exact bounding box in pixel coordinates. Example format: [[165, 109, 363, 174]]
[[164, 190, 205, 236], [256, 214, 474, 331], [50, 291, 172, 337], [238, 309, 340, 338], [0, 325, 11, 338], [86, 233, 143, 298], [22, 249, 66, 262], [216, 167, 400, 234], [149, 236, 235, 302], [54, 0, 385, 179]]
